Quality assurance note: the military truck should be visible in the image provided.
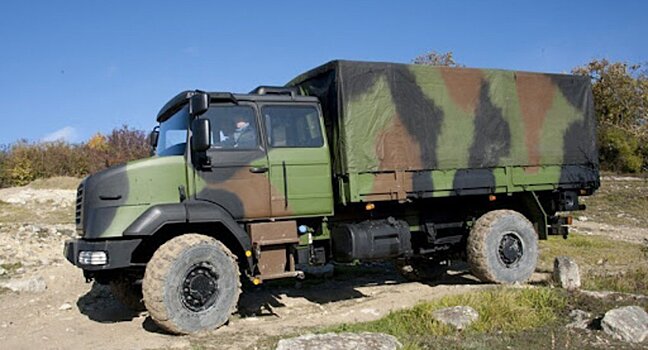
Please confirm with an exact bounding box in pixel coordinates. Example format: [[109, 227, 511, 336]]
[[64, 60, 599, 334]]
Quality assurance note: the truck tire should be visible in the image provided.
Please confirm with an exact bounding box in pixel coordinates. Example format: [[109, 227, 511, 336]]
[[395, 258, 449, 281], [110, 277, 145, 311], [142, 234, 241, 334], [467, 210, 538, 284]]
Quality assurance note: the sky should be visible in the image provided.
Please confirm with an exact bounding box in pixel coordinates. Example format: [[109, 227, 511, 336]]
[[0, 0, 646, 144]]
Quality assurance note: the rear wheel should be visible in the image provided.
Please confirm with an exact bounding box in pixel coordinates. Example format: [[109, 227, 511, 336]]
[[142, 234, 241, 334], [467, 210, 538, 284]]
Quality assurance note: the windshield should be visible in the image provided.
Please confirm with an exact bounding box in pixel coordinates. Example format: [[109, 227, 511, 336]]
[[156, 107, 189, 156]]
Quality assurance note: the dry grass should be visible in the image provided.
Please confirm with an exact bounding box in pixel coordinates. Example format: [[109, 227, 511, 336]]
[[538, 234, 645, 269], [0, 203, 73, 224], [580, 176, 648, 227], [27, 176, 81, 190], [539, 233, 648, 294]]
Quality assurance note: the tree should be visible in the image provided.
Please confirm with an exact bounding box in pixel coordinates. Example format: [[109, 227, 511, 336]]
[[412, 50, 463, 67], [572, 59, 648, 172], [573, 59, 648, 136]]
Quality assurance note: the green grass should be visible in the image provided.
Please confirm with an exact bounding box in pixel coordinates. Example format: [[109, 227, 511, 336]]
[[1, 262, 23, 276], [326, 288, 566, 338], [312, 287, 648, 350]]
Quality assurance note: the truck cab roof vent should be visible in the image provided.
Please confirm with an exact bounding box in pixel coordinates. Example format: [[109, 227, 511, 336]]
[[250, 86, 299, 97]]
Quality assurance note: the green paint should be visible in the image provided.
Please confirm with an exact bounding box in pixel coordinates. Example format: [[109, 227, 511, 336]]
[[267, 147, 334, 216], [344, 75, 396, 173], [484, 70, 528, 165], [539, 91, 584, 166], [98, 156, 187, 238]]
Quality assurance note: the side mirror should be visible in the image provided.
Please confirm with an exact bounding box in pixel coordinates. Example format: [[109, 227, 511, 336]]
[[149, 126, 159, 148], [191, 118, 211, 152], [189, 92, 209, 117]]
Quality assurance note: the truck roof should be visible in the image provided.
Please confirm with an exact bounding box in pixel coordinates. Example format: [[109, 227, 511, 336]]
[[156, 89, 319, 122]]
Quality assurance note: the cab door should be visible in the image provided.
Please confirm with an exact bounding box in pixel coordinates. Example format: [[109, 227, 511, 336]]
[[193, 103, 271, 219], [261, 103, 333, 217]]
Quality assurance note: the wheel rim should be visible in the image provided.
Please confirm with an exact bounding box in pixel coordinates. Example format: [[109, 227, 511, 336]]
[[181, 262, 220, 312], [498, 232, 524, 267]]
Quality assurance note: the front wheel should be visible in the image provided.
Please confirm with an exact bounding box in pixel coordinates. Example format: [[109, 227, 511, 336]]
[[142, 234, 241, 334], [467, 210, 538, 284]]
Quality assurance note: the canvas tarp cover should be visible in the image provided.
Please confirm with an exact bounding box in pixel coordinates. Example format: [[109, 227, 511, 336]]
[[288, 60, 598, 177]]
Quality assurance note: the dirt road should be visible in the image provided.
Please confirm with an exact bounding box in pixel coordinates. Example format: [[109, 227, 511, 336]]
[[0, 179, 644, 350], [0, 260, 489, 350]]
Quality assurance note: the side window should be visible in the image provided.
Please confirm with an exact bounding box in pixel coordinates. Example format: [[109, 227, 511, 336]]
[[203, 105, 258, 150], [263, 105, 323, 148]]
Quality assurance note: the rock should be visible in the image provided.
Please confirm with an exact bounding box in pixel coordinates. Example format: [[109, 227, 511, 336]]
[[566, 309, 591, 329], [58, 303, 72, 311], [601, 306, 648, 343], [553, 256, 581, 290], [0, 276, 47, 293], [431, 306, 479, 330], [0, 266, 6, 276], [276, 332, 401, 350], [577, 216, 588, 222]]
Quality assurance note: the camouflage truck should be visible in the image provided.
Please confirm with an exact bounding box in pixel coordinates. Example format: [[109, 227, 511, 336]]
[[64, 60, 599, 334]]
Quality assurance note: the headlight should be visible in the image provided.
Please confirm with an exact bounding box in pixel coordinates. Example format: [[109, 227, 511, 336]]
[[78, 251, 108, 265]]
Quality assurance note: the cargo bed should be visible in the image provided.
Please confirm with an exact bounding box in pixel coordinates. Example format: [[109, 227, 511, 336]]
[[289, 60, 599, 203]]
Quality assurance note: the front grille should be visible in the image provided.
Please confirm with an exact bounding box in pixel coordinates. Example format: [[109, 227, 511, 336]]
[[75, 182, 84, 232]]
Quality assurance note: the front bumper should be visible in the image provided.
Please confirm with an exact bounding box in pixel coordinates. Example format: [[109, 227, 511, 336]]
[[64, 238, 142, 271]]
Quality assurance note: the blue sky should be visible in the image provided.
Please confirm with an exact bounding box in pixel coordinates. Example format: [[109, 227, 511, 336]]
[[0, 0, 646, 144]]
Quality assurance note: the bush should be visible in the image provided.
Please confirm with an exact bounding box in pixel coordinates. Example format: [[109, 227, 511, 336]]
[[598, 127, 644, 173], [573, 59, 648, 172], [0, 125, 151, 188]]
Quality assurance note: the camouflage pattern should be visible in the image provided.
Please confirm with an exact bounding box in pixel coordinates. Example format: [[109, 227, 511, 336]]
[[78, 155, 187, 238], [77, 60, 599, 240], [289, 60, 599, 202]]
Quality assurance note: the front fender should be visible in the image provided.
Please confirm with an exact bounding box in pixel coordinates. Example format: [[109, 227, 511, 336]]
[[123, 200, 252, 266]]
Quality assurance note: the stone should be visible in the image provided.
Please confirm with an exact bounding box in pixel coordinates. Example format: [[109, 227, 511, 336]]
[[58, 303, 72, 311], [577, 216, 588, 222], [431, 306, 479, 330], [0, 266, 6, 276], [566, 309, 591, 329], [553, 256, 581, 290], [0, 276, 47, 293], [601, 306, 648, 343], [276, 332, 401, 350]]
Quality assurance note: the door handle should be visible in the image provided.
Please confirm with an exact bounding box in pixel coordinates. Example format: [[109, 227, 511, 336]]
[[249, 166, 269, 174]]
